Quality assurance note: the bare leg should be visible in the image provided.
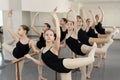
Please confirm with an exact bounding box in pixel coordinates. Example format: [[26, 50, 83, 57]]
[[61, 72, 72, 80], [79, 66, 86, 80], [87, 63, 93, 79], [94, 54, 102, 68], [38, 54, 47, 80], [15, 60, 24, 80]]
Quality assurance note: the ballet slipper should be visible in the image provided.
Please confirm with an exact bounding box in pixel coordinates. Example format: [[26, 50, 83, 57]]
[[94, 64, 101, 68], [102, 55, 107, 59], [39, 76, 47, 80], [86, 73, 91, 79]]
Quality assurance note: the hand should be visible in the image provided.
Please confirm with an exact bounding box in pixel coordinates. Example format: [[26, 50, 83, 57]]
[[89, 10, 92, 13], [68, 8, 73, 13], [53, 7, 57, 12], [8, 10, 12, 17], [34, 12, 40, 17], [51, 7, 57, 16], [25, 54, 32, 59], [98, 6, 101, 9], [34, 50, 40, 54]]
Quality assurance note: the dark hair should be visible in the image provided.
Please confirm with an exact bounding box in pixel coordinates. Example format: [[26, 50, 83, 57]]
[[44, 23, 51, 29], [68, 20, 74, 25], [62, 18, 68, 23], [77, 15, 82, 19], [95, 14, 99, 18], [86, 18, 90, 22], [20, 25, 30, 34]]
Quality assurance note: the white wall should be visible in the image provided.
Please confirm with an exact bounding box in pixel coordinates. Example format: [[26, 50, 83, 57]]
[[21, 0, 70, 12], [29, 12, 67, 35], [80, 2, 120, 27], [0, 0, 9, 10], [0, 11, 3, 26]]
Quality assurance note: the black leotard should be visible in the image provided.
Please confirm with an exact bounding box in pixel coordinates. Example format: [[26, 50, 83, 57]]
[[87, 27, 98, 38], [78, 28, 91, 46], [95, 22, 105, 34], [13, 40, 30, 59], [41, 49, 71, 73], [66, 36, 86, 56], [37, 33, 46, 49], [60, 27, 68, 42]]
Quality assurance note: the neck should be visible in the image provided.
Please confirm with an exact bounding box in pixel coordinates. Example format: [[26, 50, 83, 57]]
[[68, 30, 73, 34], [61, 24, 66, 29], [46, 41, 53, 47], [20, 35, 28, 39]]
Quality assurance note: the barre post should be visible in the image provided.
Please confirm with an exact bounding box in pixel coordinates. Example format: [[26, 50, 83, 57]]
[[11, 52, 41, 80]]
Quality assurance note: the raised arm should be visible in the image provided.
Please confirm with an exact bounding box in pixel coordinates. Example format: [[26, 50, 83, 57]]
[[51, 8, 60, 51], [31, 12, 41, 37], [89, 10, 95, 28], [98, 7, 104, 23], [7, 10, 19, 42], [66, 8, 74, 20]]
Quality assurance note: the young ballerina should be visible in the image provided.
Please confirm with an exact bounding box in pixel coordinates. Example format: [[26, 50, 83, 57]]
[[31, 12, 51, 49], [2, 10, 39, 80], [31, 12, 51, 80], [25, 8, 97, 80], [59, 18, 68, 42], [95, 7, 119, 35]]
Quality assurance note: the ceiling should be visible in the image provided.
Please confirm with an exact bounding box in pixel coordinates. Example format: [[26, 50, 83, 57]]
[[69, 0, 120, 3]]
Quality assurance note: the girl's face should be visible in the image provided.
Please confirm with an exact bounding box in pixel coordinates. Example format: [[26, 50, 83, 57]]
[[86, 19, 91, 27], [77, 19, 83, 26], [60, 19, 66, 25], [42, 24, 49, 31], [95, 15, 99, 21], [66, 21, 74, 31], [18, 26, 26, 36], [44, 30, 55, 42]]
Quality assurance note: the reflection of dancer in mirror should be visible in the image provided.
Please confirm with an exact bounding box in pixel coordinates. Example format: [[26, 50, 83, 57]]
[[25, 7, 96, 80], [2, 10, 39, 80], [31, 12, 51, 80]]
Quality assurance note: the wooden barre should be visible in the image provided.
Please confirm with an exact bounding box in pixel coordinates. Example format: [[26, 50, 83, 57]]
[[11, 51, 41, 64]]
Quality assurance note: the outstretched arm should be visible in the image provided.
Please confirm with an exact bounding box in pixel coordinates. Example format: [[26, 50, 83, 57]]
[[31, 12, 41, 37], [7, 10, 19, 42], [25, 54, 43, 66]]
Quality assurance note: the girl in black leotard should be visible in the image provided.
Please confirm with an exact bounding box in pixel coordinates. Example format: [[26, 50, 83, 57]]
[[31, 12, 51, 49], [95, 7, 112, 34], [25, 8, 96, 80], [59, 18, 68, 42], [2, 10, 39, 80], [31, 12, 51, 80]]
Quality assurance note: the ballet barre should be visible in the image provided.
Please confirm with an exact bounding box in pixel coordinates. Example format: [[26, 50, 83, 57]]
[[11, 52, 41, 80]]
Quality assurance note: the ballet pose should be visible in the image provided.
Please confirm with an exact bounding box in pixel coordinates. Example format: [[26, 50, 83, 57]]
[[25, 8, 96, 80], [31, 12, 51, 49], [95, 7, 119, 35], [31, 12, 51, 80], [2, 10, 39, 80]]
